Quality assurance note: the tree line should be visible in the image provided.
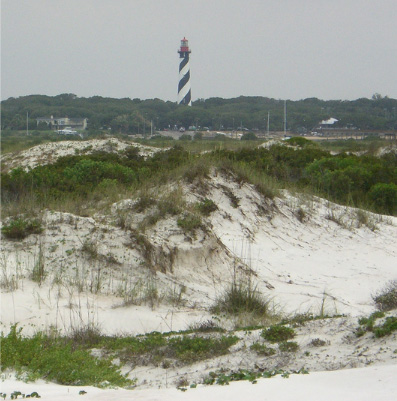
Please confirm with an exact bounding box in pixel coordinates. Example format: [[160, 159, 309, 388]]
[[1, 93, 397, 133]]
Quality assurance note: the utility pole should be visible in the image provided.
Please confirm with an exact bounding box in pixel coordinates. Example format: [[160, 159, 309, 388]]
[[267, 112, 270, 135], [283, 100, 287, 136]]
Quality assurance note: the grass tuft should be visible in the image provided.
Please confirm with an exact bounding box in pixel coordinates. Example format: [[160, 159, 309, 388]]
[[211, 282, 269, 317], [1, 217, 43, 240], [373, 280, 397, 311]]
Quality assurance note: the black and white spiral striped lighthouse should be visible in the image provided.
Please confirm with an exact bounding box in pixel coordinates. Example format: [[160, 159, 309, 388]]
[[177, 37, 192, 106]]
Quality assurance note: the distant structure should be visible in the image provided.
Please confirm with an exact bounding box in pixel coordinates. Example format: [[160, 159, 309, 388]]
[[36, 116, 87, 131], [177, 37, 192, 106], [319, 117, 339, 128]]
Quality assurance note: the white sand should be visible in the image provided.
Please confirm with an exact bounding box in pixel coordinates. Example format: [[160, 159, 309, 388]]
[[1, 365, 396, 401], [1, 139, 397, 399]]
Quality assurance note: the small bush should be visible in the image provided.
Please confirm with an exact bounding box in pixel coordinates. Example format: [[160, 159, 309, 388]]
[[211, 283, 269, 317], [374, 317, 397, 338], [167, 335, 238, 363], [369, 183, 397, 215], [261, 325, 295, 343], [1, 217, 43, 240], [295, 207, 306, 223], [177, 214, 202, 234], [81, 240, 99, 260], [250, 343, 276, 356], [182, 161, 209, 184], [373, 281, 397, 311], [134, 194, 156, 212], [356, 311, 386, 337], [278, 341, 299, 352], [196, 198, 218, 216], [189, 319, 225, 333], [309, 338, 327, 347]]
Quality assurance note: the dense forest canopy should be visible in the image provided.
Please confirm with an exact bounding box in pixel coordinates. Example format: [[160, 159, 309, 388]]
[[1, 94, 397, 133]]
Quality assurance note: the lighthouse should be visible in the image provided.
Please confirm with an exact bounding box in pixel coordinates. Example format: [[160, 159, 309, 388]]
[[177, 37, 192, 106]]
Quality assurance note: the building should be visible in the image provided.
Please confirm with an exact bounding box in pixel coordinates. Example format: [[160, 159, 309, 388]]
[[319, 117, 339, 128], [57, 128, 79, 136], [36, 116, 88, 131]]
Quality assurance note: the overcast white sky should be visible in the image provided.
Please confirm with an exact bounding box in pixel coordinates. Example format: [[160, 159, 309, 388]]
[[1, 0, 396, 102]]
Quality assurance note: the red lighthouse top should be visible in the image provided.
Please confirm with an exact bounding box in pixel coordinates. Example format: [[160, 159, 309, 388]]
[[178, 37, 191, 54]]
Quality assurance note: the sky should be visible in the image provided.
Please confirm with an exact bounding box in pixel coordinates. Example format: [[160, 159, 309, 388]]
[[1, 0, 397, 102]]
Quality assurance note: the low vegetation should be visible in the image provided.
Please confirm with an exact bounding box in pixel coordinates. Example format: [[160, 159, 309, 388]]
[[261, 325, 296, 343], [1, 137, 396, 219], [202, 367, 308, 386], [356, 311, 397, 338], [211, 282, 270, 317], [250, 343, 276, 356], [0, 325, 239, 388], [1, 217, 43, 240], [373, 281, 397, 311], [0, 325, 133, 388], [278, 341, 299, 352]]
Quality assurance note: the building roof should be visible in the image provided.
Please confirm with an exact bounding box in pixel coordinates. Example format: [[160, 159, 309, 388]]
[[320, 117, 338, 125]]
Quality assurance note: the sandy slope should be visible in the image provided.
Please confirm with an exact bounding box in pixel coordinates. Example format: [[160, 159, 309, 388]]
[[1, 139, 397, 398], [0, 138, 161, 172]]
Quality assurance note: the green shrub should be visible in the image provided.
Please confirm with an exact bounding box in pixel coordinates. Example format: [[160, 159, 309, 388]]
[[177, 214, 202, 234], [261, 325, 295, 343], [1, 217, 43, 240], [309, 338, 327, 347], [278, 341, 299, 352], [196, 198, 218, 216], [182, 160, 210, 184], [356, 311, 386, 337], [374, 317, 397, 338], [373, 281, 397, 311], [250, 343, 276, 356], [369, 183, 397, 215], [0, 326, 133, 387], [286, 137, 314, 148], [167, 335, 238, 363], [241, 132, 258, 141]]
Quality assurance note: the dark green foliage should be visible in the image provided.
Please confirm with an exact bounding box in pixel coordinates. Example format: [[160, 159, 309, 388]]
[[261, 325, 295, 343], [96, 332, 238, 365], [1, 131, 396, 217], [369, 183, 397, 215], [250, 343, 276, 356], [278, 341, 299, 352], [1, 326, 238, 387], [177, 214, 202, 233], [241, 132, 258, 141], [0, 326, 133, 387], [1, 218, 43, 240], [2, 94, 396, 134], [196, 198, 218, 216], [373, 281, 397, 311], [286, 137, 316, 148], [203, 367, 308, 385], [374, 317, 397, 338], [211, 283, 269, 316], [355, 311, 397, 338], [167, 335, 238, 363]]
